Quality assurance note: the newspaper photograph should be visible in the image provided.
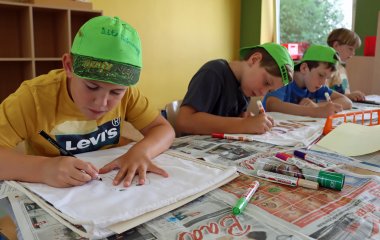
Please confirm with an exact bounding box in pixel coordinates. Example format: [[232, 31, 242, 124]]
[[212, 173, 380, 240], [144, 193, 302, 240]]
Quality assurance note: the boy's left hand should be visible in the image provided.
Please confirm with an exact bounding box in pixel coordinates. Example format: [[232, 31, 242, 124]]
[[98, 147, 169, 187], [347, 91, 366, 102]]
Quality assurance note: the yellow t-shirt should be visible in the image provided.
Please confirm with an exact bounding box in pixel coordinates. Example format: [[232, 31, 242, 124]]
[[0, 69, 158, 156]]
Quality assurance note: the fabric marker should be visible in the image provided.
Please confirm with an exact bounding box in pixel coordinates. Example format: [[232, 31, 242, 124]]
[[255, 158, 345, 190], [39, 130, 101, 180], [39, 130, 75, 157], [294, 150, 331, 168], [324, 92, 332, 102], [256, 170, 319, 190], [275, 152, 322, 170], [211, 133, 253, 142], [257, 100, 265, 114], [232, 180, 260, 215]]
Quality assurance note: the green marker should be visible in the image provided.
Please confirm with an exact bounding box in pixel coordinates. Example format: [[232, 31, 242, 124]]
[[232, 180, 260, 215]]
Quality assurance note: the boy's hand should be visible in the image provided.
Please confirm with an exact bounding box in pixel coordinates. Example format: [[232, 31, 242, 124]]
[[316, 102, 343, 117], [42, 156, 99, 188], [347, 91, 366, 102], [99, 148, 169, 187], [240, 111, 255, 118], [243, 113, 274, 134], [299, 98, 318, 107]]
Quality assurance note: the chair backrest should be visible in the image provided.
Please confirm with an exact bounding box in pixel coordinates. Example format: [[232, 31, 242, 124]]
[[165, 100, 182, 137]]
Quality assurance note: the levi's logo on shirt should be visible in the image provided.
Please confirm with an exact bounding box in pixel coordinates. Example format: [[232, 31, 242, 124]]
[[55, 118, 121, 155]]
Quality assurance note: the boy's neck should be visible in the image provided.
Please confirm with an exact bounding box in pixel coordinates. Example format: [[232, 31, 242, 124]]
[[293, 72, 306, 89]]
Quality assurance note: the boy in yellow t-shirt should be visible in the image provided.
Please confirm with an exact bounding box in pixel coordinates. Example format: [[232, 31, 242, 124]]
[[0, 16, 175, 188]]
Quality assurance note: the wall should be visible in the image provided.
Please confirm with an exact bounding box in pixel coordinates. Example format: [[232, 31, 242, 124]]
[[91, 0, 241, 110], [354, 0, 380, 56], [240, 0, 261, 48]]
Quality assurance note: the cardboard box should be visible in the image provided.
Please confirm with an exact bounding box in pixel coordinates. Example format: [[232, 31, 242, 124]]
[[31, 0, 92, 10]]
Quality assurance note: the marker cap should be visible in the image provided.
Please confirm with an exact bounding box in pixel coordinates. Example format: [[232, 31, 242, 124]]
[[294, 150, 306, 159], [318, 171, 345, 191], [211, 133, 224, 138], [232, 198, 248, 215]]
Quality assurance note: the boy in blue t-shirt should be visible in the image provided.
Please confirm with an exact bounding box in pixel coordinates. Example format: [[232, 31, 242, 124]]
[[263, 45, 352, 118], [176, 43, 294, 135]]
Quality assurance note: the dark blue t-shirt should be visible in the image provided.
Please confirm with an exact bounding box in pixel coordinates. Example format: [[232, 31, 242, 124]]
[[182, 59, 250, 116], [262, 81, 333, 110]]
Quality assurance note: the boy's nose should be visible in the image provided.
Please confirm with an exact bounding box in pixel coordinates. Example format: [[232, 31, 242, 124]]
[[94, 94, 108, 107]]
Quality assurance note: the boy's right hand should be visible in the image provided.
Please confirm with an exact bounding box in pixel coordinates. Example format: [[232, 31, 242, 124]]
[[42, 156, 99, 188], [316, 102, 343, 117], [243, 113, 274, 134]]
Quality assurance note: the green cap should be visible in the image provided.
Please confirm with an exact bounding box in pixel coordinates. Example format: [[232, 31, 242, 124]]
[[317, 171, 345, 191], [71, 16, 142, 86], [299, 45, 339, 65], [239, 43, 294, 85], [232, 198, 248, 215]]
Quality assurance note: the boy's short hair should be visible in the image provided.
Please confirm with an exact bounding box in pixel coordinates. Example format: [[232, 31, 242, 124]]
[[239, 43, 294, 85], [295, 45, 339, 72], [327, 28, 361, 49], [71, 16, 142, 86]]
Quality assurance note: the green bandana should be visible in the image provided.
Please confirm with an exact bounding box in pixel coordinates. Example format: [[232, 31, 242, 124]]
[[71, 16, 142, 86]]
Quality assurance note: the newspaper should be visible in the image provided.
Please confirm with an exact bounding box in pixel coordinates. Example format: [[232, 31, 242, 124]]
[[221, 112, 325, 147], [212, 170, 380, 240], [7, 191, 159, 240], [309, 146, 380, 173], [0, 180, 18, 199], [144, 193, 303, 240], [170, 135, 293, 167]]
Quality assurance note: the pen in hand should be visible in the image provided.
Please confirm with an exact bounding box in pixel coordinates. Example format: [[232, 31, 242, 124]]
[[324, 92, 332, 102], [257, 100, 265, 114], [38, 130, 101, 181]]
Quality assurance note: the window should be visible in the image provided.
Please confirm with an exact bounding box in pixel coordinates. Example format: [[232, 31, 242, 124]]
[[277, 0, 354, 59]]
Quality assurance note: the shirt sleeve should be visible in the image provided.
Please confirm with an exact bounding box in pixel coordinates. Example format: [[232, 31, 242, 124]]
[[181, 67, 223, 113], [0, 83, 38, 148], [123, 86, 159, 131]]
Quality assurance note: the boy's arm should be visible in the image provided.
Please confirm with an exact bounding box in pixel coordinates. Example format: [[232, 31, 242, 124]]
[[330, 91, 353, 109], [265, 96, 340, 118], [266, 96, 316, 117], [0, 147, 97, 187], [175, 105, 273, 135], [100, 115, 175, 187]]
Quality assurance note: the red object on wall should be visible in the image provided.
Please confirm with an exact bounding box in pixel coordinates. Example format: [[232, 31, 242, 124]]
[[364, 36, 376, 56], [281, 42, 310, 60]]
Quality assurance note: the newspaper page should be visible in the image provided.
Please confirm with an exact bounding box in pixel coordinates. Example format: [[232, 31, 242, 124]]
[[0, 181, 18, 199], [144, 193, 303, 240], [212, 171, 380, 240], [309, 147, 380, 173], [169, 135, 293, 167], [218, 112, 325, 147], [8, 192, 158, 240]]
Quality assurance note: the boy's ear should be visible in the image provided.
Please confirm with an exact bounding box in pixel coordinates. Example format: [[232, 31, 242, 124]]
[[299, 62, 309, 73], [248, 52, 263, 66], [62, 53, 74, 78], [332, 40, 341, 48]]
